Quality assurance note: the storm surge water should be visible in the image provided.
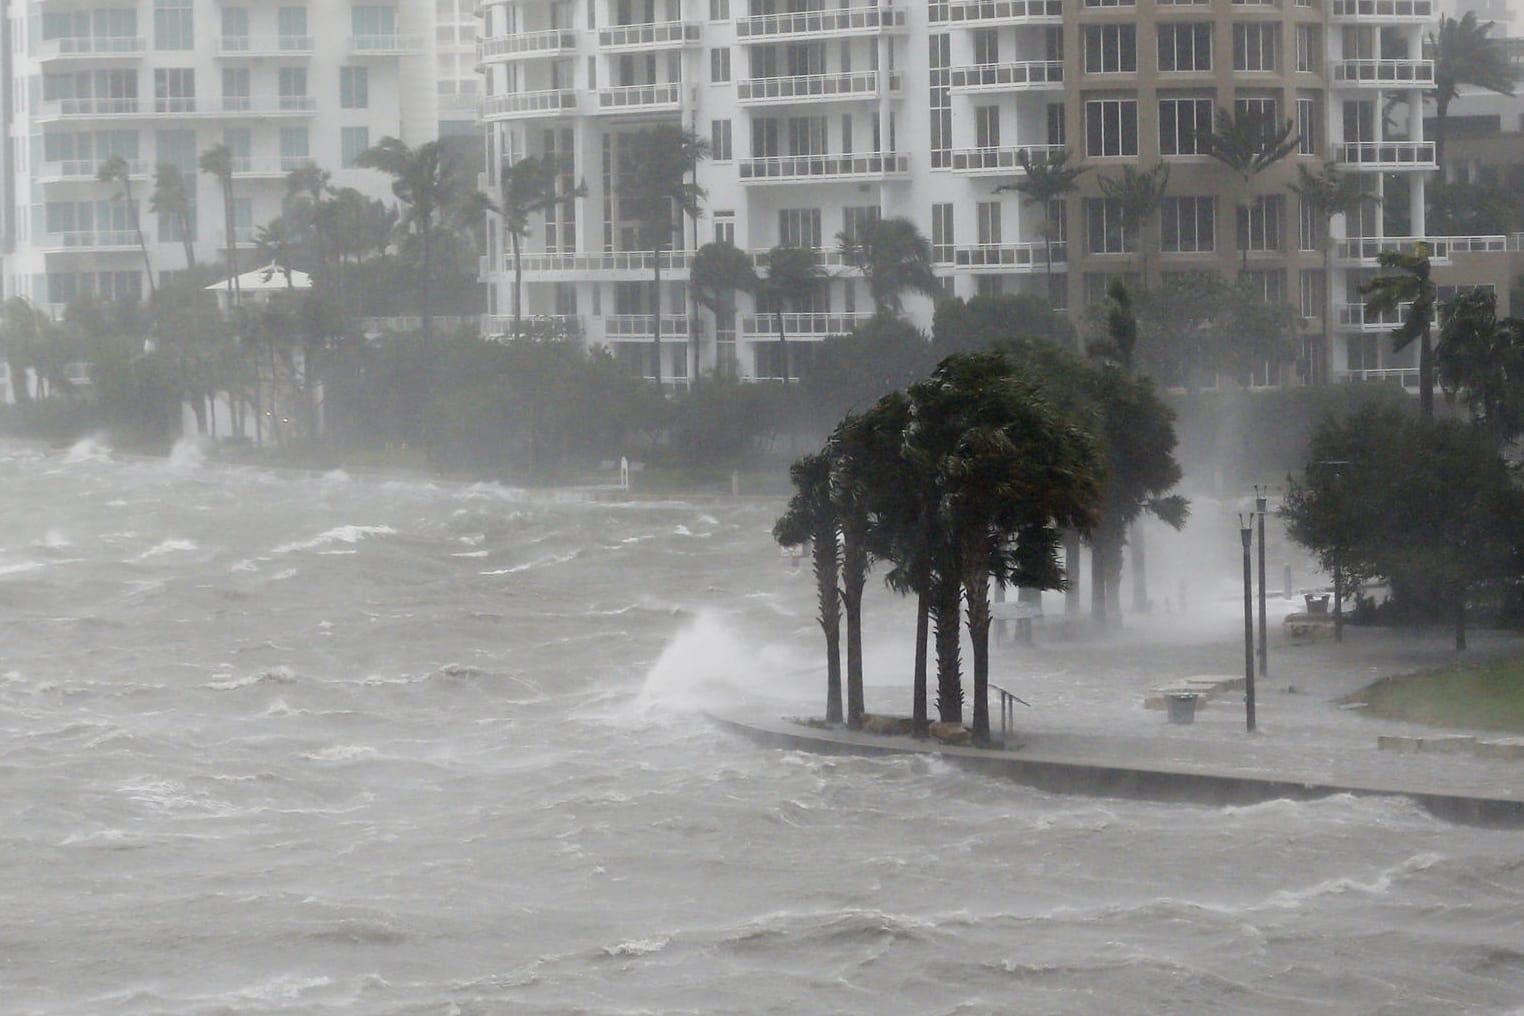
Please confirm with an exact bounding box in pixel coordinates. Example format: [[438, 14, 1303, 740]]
[[1, 439, 1520, 1015]]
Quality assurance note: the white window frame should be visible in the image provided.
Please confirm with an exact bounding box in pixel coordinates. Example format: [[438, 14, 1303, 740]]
[[1160, 196, 1214, 253], [1083, 24, 1137, 74], [1233, 22, 1278, 72], [1085, 98, 1138, 158], [1237, 194, 1283, 252], [1158, 97, 1212, 156], [1157, 23, 1211, 72], [1084, 197, 1134, 254]]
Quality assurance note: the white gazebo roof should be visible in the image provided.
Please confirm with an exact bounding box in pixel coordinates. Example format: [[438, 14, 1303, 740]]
[[205, 263, 313, 294]]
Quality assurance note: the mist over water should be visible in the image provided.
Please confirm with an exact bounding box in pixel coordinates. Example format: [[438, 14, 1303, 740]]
[[2, 438, 1521, 1015]]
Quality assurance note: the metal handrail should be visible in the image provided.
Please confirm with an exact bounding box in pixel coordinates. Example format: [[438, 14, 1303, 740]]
[[989, 682, 1030, 740]]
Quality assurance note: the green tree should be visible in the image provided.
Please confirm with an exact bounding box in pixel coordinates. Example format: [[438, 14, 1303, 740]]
[[150, 163, 196, 269], [803, 316, 932, 431], [495, 154, 586, 338], [932, 292, 1076, 357], [1437, 287, 1524, 450], [1427, 179, 1518, 236], [1360, 242, 1437, 418], [774, 451, 844, 725], [755, 246, 822, 383], [689, 241, 756, 381], [836, 216, 941, 318], [1429, 12, 1517, 169], [1197, 105, 1300, 272], [98, 155, 155, 298], [621, 126, 708, 387], [0, 298, 59, 405], [198, 144, 241, 307], [1097, 162, 1170, 290], [1289, 162, 1379, 385], [1003, 148, 1086, 308]]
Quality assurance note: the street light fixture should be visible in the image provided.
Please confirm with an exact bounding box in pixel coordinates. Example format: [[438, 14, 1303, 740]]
[[1240, 513, 1256, 732], [1255, 486, 1268, 678]]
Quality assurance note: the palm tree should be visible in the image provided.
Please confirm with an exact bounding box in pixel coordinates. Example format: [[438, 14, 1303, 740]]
[[1289, 163, 1379, 385], [1429, 12, 1516, 169], [199, 144, 241, 308], [150, 163, 196, 269], [620, 126, 708, 387], [835, 217, 941, 317], [1437, 288, 1524, 450], [773, 451, 843, 725], [354, 137, 470, 344], [1004, 148, 1086, 310], [1360, 242, 1438, 418], [690, 241, 757, 379], [755, 246, 822, 383], [0, 297, 58, 404], [1197, 106, 1300, 273], [495, 154, 585, 338], [98, 155, 155, 297], [1097, 163, 1169, 290]]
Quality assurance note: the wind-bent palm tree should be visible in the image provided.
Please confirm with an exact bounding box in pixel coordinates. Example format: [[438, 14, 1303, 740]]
[[494, 154, 585, 339], [835, 217, 941, 317], [1289, 162, 1379, 385], [620, 126, 708, 387], [150, 163, 196, 268], [755, 246, 822, 383], [773, 451, 843, 725], [1197, 106, 1300, 272], [1005, 148, 1086, 310], [354, 137, 470, 344], [199, 144, 241, 307], [98, 155, 155, 297], [1429, 12, 1516, 169], [1097, 163, 1169, 290], [690, 241, 757, 379], [1437, 287, 1524, 450], [1360, 242, 1437, 418]]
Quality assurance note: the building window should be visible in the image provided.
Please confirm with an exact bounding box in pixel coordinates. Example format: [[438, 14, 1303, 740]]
[[1300, 269, 1324, 320], [1084, 197, 1134, 254], [222, 68, 250, 110], [154, 0, 193, 51], [710, 48, 730, 83], [752, 118, 779, 158], [1235, 96, 1279, 138], [1237, 195, 1283, 252], [787, 116, 827, 156], [973, 29, 999, 65], [929, 33, 951, 168], [341, 66, 368, 109], [153, 67, 194, 112], [280, 127, 309, 169], [1295, 24, 1320, 74], [221, 6, 248, 46], [975, 105, 1000, 149], [1158, 97, 1213, 155], [711, 119, 732, 161], [1083, 0, 1135, 7], [341, 127, 369, 168], [976, 201, 1001, 245], [1047, 103, 1066, 146], [1085, 99, 1138, 157], [1242, 268, 1285, 303], [1298, 197, 1319, 251], [1083, 25, 1137, 74], [352, 6, 397, 47], [778, 208, 822, 248], [932, 202, 953, 262], [278, 6, 307, 46], [278, 67, 308, 110], [1297, 96, 1318, 155], [1158, 23, 1211, 72], [1160, 196, 1214, 252], [841, 206, 880, 245], [223, 127, 251, 166], [709, 0, 730, 19], [1233, 22, 1278, 72], [156, 129, 196, 175], [714, 212, 735, 245]]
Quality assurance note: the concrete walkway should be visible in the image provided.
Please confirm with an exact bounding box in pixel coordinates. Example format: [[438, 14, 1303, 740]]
[[710, 609, 1524, 826]]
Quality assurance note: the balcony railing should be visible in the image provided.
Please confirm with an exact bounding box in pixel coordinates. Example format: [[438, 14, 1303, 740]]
[[1330, 0, 1432, 19], [596, 82, 681, 112], [1336, 301, 1412, 329], [604, 314, 690, 337], [217, 35, 315, 55], [347, 33, 424, 55], [36, 35, 144, 59], [949, 60, 1063, 91], [1338, 367, 1419, 387], [598, 20, 700, 48], [949, 144, 1065, 173], [737, 5, 906, 39], [739, 152, 910, 182], [740, 312, 875, 336], [477, 29, 577, 62], [480, 314, 583, 337], [1331, 58, 1434, 85], [36, 158, 147, 182], [38, 230, 140, 251], [38, 96, 318, 119], [229, 157, 293, 177], [951, 241, 1065, 269], [736, 71, 899, 104], [946, 0, 1063, 23], [480, 89, 579, 120], [513, 250, 697, 274], [1337, 140, 1435, 168], [1334, 236, 1450, 262]]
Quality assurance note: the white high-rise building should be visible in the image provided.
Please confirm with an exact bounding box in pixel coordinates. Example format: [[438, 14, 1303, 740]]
[[2, 0, 441, 311], [477, 0, 1514, 389]]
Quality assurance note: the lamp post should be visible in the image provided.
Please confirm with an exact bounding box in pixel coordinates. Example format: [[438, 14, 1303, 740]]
[[1256, 486, 1268, 678], [1240, 514, 1256, 732]]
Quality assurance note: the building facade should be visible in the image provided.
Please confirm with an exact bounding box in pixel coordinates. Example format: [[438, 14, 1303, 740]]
[[477, 0, 1511, 388], [1, 0, 441, 312]]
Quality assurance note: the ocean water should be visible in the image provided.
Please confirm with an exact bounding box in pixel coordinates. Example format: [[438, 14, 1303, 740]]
[[1, 438, 1521, 1015]]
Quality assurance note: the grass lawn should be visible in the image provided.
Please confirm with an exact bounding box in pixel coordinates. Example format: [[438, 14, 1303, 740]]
[[1351, 655, 1524, 733]]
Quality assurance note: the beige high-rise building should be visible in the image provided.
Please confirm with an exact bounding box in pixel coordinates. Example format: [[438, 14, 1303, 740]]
[[476, 0, 1514, 388]]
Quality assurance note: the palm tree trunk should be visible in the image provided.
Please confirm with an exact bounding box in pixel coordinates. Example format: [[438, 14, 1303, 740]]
[[1434, 98, 1450, 174], [814, 538, 843, 725], [912, 586, 929, 738], [932, 570, 962, 723], [421, 223, 434, 344], [775, 312, 789, 384], [1130, 524, 1148, 612], [1419, 325, 1435, 419], [1090, 531, 1108, 628], [652, 253, 663, 387], [842, 537, 866, 728], [125, 181, 156, 298], [511, 231, 523, 338], [963, 554, 992, 743]]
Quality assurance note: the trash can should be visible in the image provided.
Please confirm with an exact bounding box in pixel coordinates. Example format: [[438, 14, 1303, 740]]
[[1304, 593, 1330, 615], [1166, 693, 1199, 724]]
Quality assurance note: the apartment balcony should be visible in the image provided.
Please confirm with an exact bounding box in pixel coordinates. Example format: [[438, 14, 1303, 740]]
[[35, 158, 147, 183], [948, 61, 1063, 93], [216, 35, 314, 57], [37, 230, 140, 253], [1336, 301, 1412, 331], [949, 144, 1064, 174], [35, 97, 317, 121], [736, 4, 907, 41], [1336, 140, 1435, 170], [511, 250, 696, 281], [604, 314, 690, 337], [738, 152, 910, 184], [950, 241, 1065, 271], [480, 89, 579, 122], [1329, 0, 1433, 21], [736, 71, 900, 106], [944, 0, 1063, 26], [1337, 367, 1419, 387], [595, 82, 681, 114], [35, 35, 144, 60], [230, 157, 311, 178], [1334, 236, 1454, 265], [1331, 58, 1434, 87], [347, 34, 425, 56], [476, 30, 577, 65], [740, 312, 875, 337], [480, 314, 584, 338], [598, 21, 700, 51]]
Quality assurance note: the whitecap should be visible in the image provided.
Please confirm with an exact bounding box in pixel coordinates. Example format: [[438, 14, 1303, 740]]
[[0, 560, 44, 578], [602, 936, 670, 957], [63, 435, 112, 463], [207, 666, 297, 690], [130, 538, 197, 562], [303, 745, 380, 762], [273, 524, 395, 555]]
